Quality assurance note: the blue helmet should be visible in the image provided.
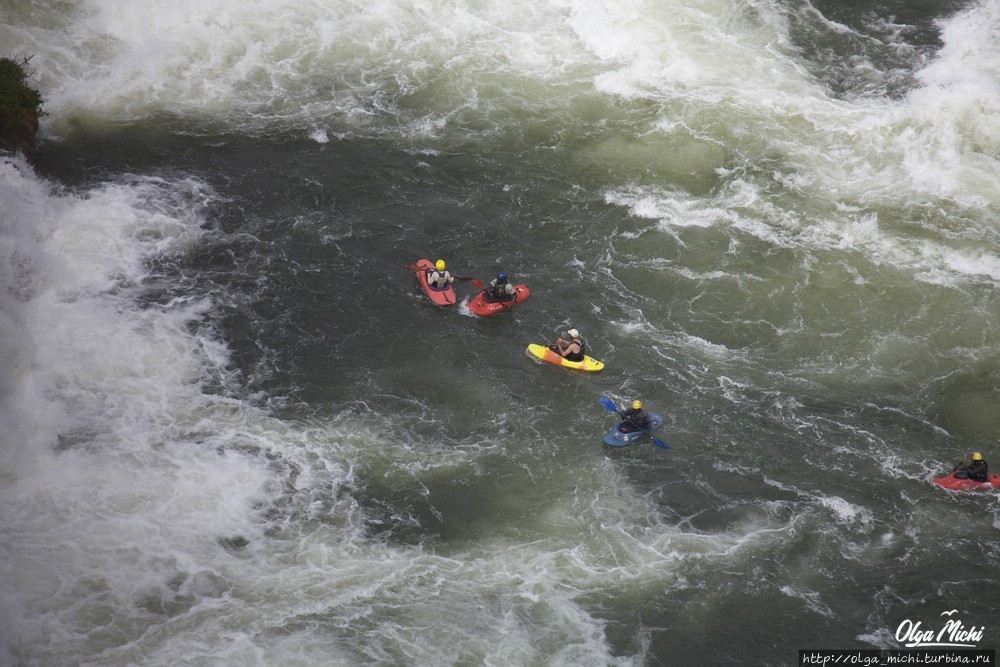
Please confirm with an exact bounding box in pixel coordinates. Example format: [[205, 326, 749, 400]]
[[497, 272, 508, 282]]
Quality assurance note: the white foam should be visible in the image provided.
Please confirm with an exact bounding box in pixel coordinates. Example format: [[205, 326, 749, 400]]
[[0, 160, 299, 663], [580, 1, 1000, 288], [780, 585, 835, 618], [818, 495, 874, 527], [604, 187, 723, 229], [5, 0, 587, 137], [910, 1, 1000, 162]]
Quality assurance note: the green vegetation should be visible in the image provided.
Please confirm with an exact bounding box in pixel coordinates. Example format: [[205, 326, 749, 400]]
[[0, 56, 44, 116], [0, 56, 44, 161]]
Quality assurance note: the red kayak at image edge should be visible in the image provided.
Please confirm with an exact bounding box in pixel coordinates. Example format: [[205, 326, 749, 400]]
[[468, 285, 530, 316], [411, 258, 456, 306], [932, 472, 1000, 491]]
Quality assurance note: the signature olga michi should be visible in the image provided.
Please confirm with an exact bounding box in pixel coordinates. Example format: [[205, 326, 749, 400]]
[[895, 610, 985, 648]]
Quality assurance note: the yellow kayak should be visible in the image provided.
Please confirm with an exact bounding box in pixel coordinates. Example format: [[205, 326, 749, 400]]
[[526, 343, 605, 372]]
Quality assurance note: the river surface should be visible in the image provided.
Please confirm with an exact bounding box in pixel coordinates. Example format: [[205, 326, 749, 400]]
[[2, 1, 1000, 665]]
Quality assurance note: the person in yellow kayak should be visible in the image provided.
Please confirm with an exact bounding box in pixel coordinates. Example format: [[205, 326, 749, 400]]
[[426, 259, 453, 290], [619, 400, 653, 433], [955, 452, 989, 482], [549, 328, 585, 362]]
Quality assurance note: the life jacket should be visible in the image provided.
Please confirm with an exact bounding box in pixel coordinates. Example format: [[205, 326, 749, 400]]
[[967, 459, 989, 482], [564, 337, 585, 361], [621, 408, 651, 431], [427, 269, 451, 289], [486, 279, 513, 301]]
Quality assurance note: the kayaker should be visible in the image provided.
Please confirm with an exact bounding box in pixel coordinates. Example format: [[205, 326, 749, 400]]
[[550, 328, 585, 362], [427, 259, 453, 290], [486, 272, 516, 302], [955, 452, 989, 482], [619, 400, 653, 433]]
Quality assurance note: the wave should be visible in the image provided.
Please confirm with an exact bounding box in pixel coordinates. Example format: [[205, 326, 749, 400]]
[[1, 0, 980, 139]]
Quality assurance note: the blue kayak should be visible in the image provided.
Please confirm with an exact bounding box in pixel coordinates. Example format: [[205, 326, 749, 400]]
[[603, 413, 663, 447]]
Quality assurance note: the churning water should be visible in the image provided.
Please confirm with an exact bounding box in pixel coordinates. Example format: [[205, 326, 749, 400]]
[[2, 0, 999, 664]]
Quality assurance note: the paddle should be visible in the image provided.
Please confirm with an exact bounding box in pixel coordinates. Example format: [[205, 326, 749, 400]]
[[952, 454, 967, 473], [598, 397, 671, 450], [650, 435, 672, 450]]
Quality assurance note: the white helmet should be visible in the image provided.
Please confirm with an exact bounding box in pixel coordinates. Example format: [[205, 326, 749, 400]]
[[567, 328, 579, 338]]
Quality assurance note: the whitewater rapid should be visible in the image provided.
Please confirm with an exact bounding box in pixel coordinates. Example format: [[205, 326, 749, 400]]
[[3, 1, 1000, 665]]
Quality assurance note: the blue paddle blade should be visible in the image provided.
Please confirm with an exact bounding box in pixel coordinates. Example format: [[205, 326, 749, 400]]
[[599, 397, 618, 413], [650, 436, 671, 450]]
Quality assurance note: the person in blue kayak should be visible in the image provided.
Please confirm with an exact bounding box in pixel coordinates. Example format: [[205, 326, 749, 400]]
[[485, 272, 516, 302], [549, 328, 585, 362], [619, 400, 653, 433], [955, 452, 989, 482], [426, 259, 453, 290]]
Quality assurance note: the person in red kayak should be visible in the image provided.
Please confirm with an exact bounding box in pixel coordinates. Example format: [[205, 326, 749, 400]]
[[549, 328, 585, 362], [485, 272, 515, 302], [619, 400, 652, 433], [426, 259, 453, 290], [955, 452, 989, 482]]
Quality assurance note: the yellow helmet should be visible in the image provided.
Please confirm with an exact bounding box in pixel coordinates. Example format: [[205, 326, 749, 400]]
[[435, 259, 446, 271], [973, 452, 983, 461], [632, 400, 642, 410]]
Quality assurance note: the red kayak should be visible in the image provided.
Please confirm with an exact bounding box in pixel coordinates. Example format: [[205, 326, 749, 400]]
[[932, 472, 1000, 491], [468, 285, 530, 316], [409, 259, 456, 306]]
